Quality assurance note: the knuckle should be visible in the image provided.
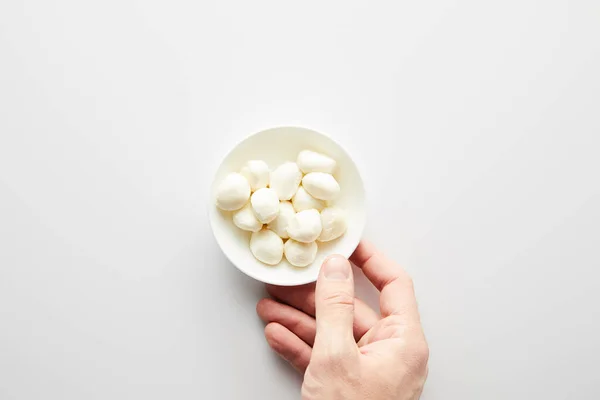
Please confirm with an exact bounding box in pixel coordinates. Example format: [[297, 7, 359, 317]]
[[322, 292, 355, 308], [393, 271, 414, 290], [414, 340, 430, 364], [407, 339, 430, 370], [288, 344, 305, 363]]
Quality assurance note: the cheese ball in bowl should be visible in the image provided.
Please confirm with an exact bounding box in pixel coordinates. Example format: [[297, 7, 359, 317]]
[[209, 126, 366, 286]]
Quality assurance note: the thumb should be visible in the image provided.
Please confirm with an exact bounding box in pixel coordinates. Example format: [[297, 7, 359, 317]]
[[313, 255, 357, 355]]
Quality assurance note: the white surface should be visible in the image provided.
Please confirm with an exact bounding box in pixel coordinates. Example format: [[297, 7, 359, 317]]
[[210, 127, 365, 286], [0, 1, 599, 399]]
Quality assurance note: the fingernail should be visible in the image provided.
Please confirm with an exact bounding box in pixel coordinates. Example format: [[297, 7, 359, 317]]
[[323, 256, 350, 280]]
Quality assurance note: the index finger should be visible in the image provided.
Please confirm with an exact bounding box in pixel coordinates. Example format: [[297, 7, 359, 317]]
[[350, 241, 419, 320]]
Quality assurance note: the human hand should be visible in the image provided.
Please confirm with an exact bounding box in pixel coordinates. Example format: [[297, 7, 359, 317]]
[[256, 241, 429, 399]]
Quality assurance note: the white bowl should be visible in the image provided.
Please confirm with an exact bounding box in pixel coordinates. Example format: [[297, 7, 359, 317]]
[[209, 126, 366, 286]]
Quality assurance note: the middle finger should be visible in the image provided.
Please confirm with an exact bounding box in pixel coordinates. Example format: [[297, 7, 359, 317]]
[[257, 298, 316, 346]]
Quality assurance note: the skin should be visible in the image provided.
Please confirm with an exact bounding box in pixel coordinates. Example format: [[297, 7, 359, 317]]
[[256, 241, 429, 399]]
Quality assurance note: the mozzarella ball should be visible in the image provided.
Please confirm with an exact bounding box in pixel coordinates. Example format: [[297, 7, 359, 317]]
[[215, 173, 251, 211], [319, 207, 347, 242], [267, 201, 295, 239], [250, 188, 280, 223], [297, 150, 336, 174], [286, 209, 322, 243], [270, 162, 302, 200], [292, 186, 325, 212], [232, 203, 262, 232], [284, 239, 318, 267], [302, 172, 340, 201], [250, 229, 284, 265], [240, 160, 269, 191]]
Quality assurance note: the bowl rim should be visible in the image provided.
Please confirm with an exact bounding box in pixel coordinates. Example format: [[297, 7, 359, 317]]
[[208, 125, 366, 286]]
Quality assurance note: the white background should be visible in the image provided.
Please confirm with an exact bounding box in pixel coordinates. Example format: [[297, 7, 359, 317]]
[[1, 1, 599, 399]]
